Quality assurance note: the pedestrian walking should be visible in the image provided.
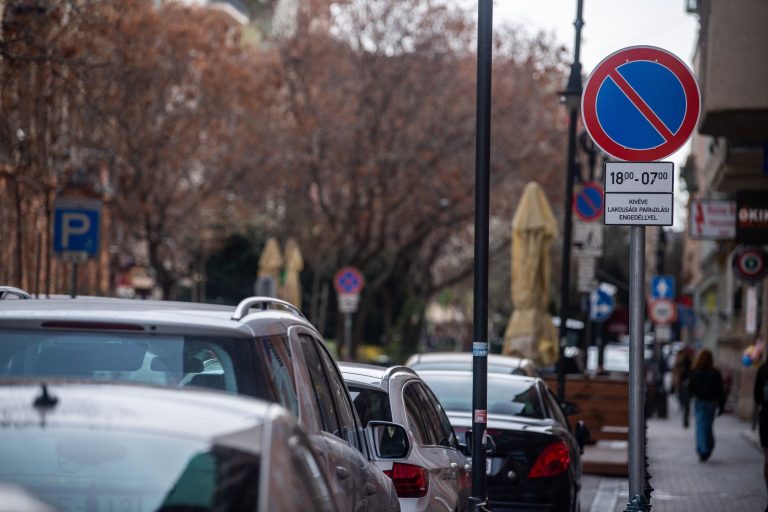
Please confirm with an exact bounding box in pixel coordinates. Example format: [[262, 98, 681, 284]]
[[687, 348, 726, 461], [754, 356, 768, 511], [672, 345, 694, 427]]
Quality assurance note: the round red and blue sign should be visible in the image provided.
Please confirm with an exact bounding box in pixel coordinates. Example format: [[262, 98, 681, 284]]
[[333, 266, 365, 294], [731, 245, 768, 283], [582, 46, 700, 162], [573, 181, 604, 221]]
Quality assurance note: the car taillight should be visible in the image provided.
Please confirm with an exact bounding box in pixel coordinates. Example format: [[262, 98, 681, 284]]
[[384, 463, 429, 498], [527, 441, 571, 478]]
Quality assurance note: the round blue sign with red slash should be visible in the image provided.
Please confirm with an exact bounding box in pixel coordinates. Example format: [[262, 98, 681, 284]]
[[573, 181, 604, 221], [582, 46, 700, 162], [334, 266, 365, 294]]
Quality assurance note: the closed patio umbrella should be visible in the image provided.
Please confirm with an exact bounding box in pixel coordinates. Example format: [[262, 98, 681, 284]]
[[256, 237, 283, 298], [502, 182, 559, 367], [281, 237, 303, 308]]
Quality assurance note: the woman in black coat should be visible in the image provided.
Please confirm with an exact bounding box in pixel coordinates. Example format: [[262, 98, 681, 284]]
[[687, 348, 725, 462], [754, 357, 767, 511]]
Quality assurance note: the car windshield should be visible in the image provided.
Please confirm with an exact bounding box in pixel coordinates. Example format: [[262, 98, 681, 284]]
[[347, 385, 392, 427], [419, 373, 544, 419], [0, 329, 270, 400], [0, 428, 260, 512]]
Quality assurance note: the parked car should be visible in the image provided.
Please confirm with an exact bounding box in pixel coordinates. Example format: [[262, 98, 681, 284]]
[[405, 352, 539, 378], [339, 362, 471, 512], [0, 381, 338, 512], [414, 370, 585, 512], [0, 293, 402, 512]]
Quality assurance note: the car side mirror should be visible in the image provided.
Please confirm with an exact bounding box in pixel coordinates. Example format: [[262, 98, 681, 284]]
[[486, 434, 496, 456], [461, 430, 496, 456], [561, 400, 580, 416], [366, 421, 410, 459]]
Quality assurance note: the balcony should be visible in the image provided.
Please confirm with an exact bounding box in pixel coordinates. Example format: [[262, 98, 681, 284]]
[[697, 0, 768, 140]]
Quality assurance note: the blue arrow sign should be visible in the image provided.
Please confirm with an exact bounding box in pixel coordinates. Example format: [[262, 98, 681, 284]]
[[590, 288, 615, 323], [651, 275, 675, 300]]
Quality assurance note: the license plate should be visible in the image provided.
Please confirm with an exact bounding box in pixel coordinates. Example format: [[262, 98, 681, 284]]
[[486, 458, 493, 475]]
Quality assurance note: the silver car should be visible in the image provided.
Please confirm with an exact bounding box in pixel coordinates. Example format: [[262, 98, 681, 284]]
[[0, 381, 338, 512], [0, 294, 401, 512], [405, 352, 539, 378], [340, 363, 471, 512]]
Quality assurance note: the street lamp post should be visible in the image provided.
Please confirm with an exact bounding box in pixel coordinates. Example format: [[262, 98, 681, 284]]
[[556, 0, 584, 402]]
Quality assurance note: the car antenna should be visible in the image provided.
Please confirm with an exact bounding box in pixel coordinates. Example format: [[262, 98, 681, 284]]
[[33, 383, 58, 409]]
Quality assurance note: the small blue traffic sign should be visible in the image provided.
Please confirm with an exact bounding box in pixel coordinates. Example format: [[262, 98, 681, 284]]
[[573, 181, 604, 222], [582, 46, 700, 162], [53, 199, 102, 256], [590, 288, 615, 323], [334, 266, 365, 295], [651, 275, 675, 300]]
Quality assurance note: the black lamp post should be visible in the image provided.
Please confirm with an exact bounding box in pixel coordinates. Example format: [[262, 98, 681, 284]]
[[556, 0, 584, 402]]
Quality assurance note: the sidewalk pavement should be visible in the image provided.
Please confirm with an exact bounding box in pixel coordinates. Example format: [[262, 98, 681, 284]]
[[645, 401, 765, 511], [582, 399, 765, 512], [582, 399, 768, 512]]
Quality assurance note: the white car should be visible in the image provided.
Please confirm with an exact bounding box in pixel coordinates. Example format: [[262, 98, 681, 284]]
[[340, 363, 471, 512]]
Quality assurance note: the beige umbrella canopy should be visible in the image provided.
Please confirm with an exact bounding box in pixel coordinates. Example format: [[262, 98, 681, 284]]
[[502, 182, 559, 367], [257, 237, 283, 298], [281, 237, 304, 308]]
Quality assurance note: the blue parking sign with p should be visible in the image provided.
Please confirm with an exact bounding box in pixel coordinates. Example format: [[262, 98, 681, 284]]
[[54, 199, 102, 256]]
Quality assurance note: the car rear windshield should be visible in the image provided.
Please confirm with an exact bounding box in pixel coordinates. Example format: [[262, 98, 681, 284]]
[[0, 428, 260, 512], [347, 385, 392, 427], [0, 329, 271, 400], [410, 362, 527, 375], [419, 373, 544, 419]]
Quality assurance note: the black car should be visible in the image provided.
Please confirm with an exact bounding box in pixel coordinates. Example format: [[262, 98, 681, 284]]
[[415, 370, 586, 512], [0, 381, 338, 512], [0, 294, 403, 512]]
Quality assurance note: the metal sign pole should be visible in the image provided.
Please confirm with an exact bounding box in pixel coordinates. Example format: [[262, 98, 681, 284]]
[[344, 312, 354, 361], [628, 226, 646, 500], [470, 0, 492, 508], [70, 261, 78, 298]]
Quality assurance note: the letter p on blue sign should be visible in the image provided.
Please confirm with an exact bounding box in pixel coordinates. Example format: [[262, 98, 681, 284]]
[[53, 199, 102, 256]]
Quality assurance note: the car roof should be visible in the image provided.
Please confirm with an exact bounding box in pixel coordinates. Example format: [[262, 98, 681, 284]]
[[338, 362, 419, 390], [412, 368, 538, 386], [405, 352, 533, 367], [0, 381, 285, 451], [0, 296, 317, 338]]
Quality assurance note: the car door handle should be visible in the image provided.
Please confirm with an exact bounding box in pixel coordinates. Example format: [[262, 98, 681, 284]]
[[365, 483, 377, 496], [336, 466, 350, 480]]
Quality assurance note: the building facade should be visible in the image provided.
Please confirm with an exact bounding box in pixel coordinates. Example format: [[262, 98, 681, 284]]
[[682, 0, 768, 418]]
